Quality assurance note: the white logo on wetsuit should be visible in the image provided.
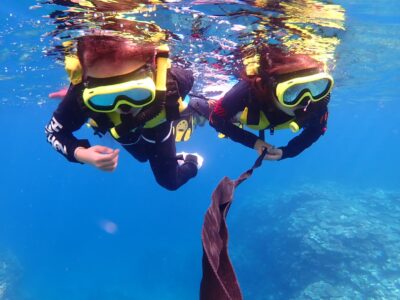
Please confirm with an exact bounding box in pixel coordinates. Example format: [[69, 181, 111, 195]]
[[45, 117, 67, 155], [46, 117, 63, 133]]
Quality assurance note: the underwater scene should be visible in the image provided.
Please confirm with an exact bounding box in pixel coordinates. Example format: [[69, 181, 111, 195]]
[[0, 0, 399, 299]]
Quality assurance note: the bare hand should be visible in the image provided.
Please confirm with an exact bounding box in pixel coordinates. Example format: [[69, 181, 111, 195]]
[[74, 146, 120, 172], [264, 147, 283, 161], [254, 139, 283, 161], [48, 87, 68, 99], [254, 139, 273, 154], [208, 99, 218, 107]]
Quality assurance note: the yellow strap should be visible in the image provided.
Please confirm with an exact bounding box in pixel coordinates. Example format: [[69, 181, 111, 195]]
[[155, 45, 169, 91], [240, 108, 298, 132], [65, 55, 83, 85]]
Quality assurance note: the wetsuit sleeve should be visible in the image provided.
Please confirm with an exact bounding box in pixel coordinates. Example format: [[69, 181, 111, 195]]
[[280, 98, 329, 159], [169, 67, 194, 98], [209, 81, 259, 148], [45, 84, 90, 163]]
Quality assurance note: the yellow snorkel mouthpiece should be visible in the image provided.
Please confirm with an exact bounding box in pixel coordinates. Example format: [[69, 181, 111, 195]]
[[289, 121, 300, 133]]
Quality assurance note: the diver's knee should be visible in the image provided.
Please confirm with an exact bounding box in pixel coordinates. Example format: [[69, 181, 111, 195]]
[[157, 179, 180, 191]]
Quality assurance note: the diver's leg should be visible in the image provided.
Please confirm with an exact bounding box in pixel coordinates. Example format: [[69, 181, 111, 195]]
[[120, 132, 148, 163], [145, 123, 198, 191]]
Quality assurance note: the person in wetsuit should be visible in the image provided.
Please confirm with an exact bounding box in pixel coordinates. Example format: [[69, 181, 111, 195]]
[[45, 35, 203, 191], [207, 46, 332, 161]]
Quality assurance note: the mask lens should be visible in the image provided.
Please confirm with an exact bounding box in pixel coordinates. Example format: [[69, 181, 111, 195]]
[[86, 84, 154, 111], [283, 78, 331, 105], [123, 88, 152, 101], [89, 94, 116, 107], [283, 84, 307, 105], [308, 78, 331, 98]]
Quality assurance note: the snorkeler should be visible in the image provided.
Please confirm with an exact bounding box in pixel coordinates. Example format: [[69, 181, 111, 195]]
[[205, 45, 332, 161], [45, 34, 203, 191]]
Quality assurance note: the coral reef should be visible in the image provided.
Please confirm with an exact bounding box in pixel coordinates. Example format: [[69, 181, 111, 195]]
[[231, 183, 400, 299], [0, 250, 21, 300]]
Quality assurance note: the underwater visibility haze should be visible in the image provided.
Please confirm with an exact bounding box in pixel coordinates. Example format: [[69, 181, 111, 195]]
[[0, 0, 399, 299]]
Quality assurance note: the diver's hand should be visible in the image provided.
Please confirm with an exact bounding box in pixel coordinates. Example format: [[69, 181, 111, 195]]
[[264, 147, 283, 161], [254, 139, 283, 161], [254, 139, 272, 154], [208, 99, 218, 107], [74, 146, 119, 172], [48, 87, 68, 99]]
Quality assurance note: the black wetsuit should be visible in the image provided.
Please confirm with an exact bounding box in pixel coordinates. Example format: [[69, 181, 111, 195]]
[[45, 68, 197, 191], [209, 80, 329, 159]]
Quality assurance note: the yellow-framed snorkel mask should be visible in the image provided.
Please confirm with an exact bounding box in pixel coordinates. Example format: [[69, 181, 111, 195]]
[[83, 70, 156, 113], [275, 72, 334, 108]]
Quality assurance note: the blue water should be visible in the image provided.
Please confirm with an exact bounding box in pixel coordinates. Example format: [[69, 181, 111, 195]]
[[1, 0, 400, 299]]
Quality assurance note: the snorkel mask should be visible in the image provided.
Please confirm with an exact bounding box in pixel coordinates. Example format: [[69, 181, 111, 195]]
[[83, 67, 156, 113], [274, 72, 334, 108]]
